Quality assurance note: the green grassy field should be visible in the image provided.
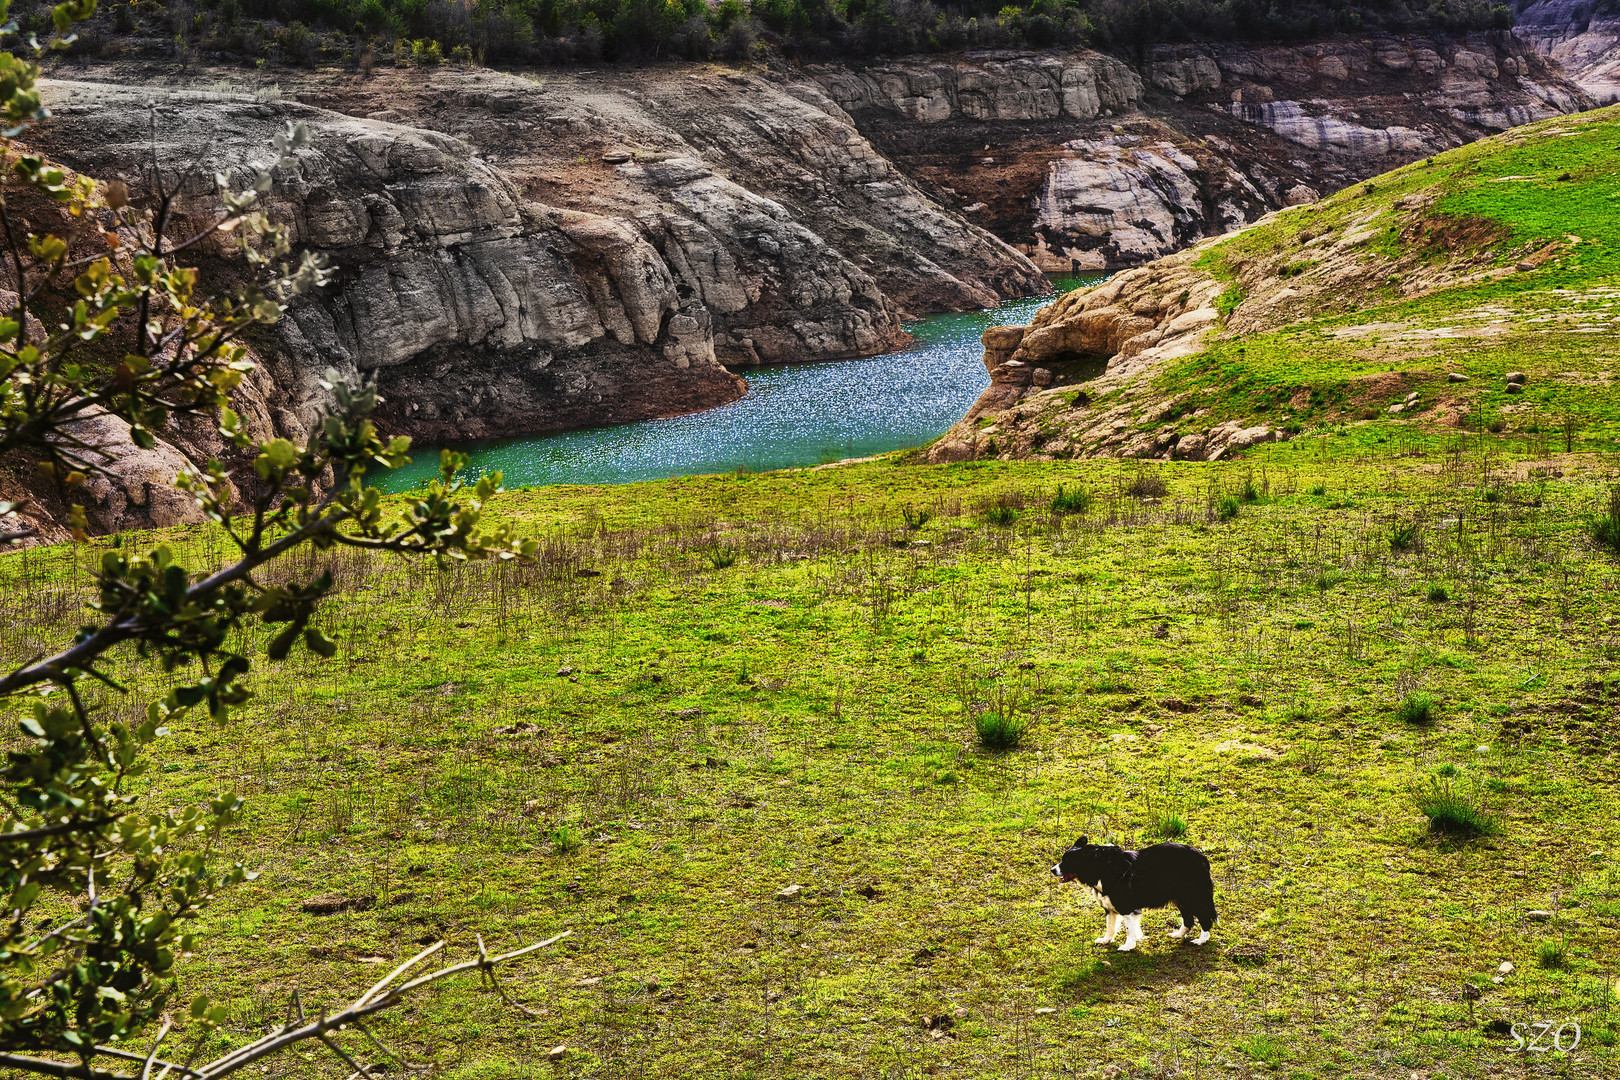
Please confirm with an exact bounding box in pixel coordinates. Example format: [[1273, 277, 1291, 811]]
[[4, 440, 1619, 1077]]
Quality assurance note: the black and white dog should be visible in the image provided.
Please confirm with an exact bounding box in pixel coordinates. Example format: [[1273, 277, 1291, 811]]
[[1051, 836, 1218, 951]]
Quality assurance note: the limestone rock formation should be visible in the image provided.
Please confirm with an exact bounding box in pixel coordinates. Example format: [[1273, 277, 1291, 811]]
[[819, 33, 1589, 272], [1028, 135, 1268, 270], [36, 81, 752, 447], [286, 64, 1051, 330], [1516, 0, 1620, 104], [925, 249, 1234, 463], [811, 52, 1144, 123]]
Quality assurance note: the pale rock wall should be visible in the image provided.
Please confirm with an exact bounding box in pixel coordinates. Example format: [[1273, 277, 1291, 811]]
[[33, 80, 749, 475], [811, 52, 1145, 123], [1030, 137, 1257, 269], [1515, 0, 1620, 104]]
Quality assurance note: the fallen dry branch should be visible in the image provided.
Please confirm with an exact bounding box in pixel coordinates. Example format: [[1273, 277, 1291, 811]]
[[0, 931, 572, 1080]]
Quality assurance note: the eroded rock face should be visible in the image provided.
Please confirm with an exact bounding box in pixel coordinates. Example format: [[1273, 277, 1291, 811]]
[[1029, 136, 1268, 269], [37, 81, 750, 447], [291, 65, 1050, 331], [821, 34, 1589, 272], [1516, 0, 1620, 104], [812, 52, 1145, 123]]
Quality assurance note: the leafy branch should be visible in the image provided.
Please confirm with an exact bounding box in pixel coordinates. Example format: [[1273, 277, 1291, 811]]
[[0, 0, 560, 1072]]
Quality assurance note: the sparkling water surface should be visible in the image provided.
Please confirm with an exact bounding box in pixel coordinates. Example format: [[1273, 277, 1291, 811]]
[[373, 275, 1095, 492]]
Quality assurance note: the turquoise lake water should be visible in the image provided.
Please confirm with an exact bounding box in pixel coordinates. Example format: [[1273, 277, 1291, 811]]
[[373, 276, 1095, 492]]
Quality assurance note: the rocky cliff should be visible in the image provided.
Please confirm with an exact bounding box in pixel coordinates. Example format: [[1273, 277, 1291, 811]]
[[816, 32, 1588, 272], [278, 65, 1051, 357], [37, 81, 756, 453], [1515, 0, 1620, 103]]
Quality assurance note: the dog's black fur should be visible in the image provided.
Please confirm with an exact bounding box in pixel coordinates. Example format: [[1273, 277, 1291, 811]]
[[1053, 836, 1217, 937]]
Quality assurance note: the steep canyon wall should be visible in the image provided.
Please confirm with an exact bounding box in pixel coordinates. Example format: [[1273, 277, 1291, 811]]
[[15, 34, 1594, 532]]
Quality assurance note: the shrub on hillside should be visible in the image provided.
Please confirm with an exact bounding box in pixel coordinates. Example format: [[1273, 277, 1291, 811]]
[[1051, 483, 1093, 515], [1395, 689, 1437, 724], [1126, 467, 1167, 499]]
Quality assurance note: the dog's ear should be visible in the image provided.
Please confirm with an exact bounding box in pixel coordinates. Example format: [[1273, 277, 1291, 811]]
[[1075, 835, 1089, 848]]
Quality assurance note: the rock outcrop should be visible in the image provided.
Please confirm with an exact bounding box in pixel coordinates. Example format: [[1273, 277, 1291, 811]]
[[817, 33, 1590, 271], [36, 81, 751, 446], [810, 53, 1144, 123], [1516, 0, 1620, 104], [924, 249, 1238, 463]]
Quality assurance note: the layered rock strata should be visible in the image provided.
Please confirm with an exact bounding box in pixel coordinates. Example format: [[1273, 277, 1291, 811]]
[[816, 34, 1588, 271], [1515, 0, 1620, 104], [36, 81, 752, 448]]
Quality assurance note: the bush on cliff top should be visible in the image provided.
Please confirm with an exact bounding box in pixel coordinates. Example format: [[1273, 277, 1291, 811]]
[[37, 0, 1515, 67]]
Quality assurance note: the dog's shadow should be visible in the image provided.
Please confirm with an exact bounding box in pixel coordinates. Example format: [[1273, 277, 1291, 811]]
[[1052, 939, 1221, 998]]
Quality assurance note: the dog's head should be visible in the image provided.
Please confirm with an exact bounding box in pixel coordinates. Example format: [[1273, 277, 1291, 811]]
[[1051, 836, 1131, 886]]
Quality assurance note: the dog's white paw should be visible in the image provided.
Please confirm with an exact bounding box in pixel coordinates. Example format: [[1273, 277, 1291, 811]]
[[1190, 931, 1209, 946], [1117, 940, 1137, 952], [1093, 936, 1111, 945], [1168, 926, 1187, 939]]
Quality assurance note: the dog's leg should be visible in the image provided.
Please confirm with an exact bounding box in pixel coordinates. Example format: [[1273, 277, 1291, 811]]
[[1094, 912, 1118, 945], [1191, 923, 1210, 946], [1117, 914, 1141, 952], [1168, 918, 1188, 939]]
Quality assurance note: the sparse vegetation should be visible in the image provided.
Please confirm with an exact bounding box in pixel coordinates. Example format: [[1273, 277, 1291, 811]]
[[1394, 689, 1438, 724], [1593, 484, 1620, 553], [1050, 483, 1093, 515], [1416, 777, 1499, 838], [1126, 467, 1168, 499], [1152, 811, 1188, 839]]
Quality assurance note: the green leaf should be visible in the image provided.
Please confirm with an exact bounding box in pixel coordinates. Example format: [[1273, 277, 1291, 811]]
[[304, 627, 337, 658], [266, 622, 301, 661]]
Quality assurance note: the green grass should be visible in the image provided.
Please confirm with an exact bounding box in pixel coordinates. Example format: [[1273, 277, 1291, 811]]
[[1415, 777, 1500, 838], [5, 453, 1620, 1075], [1395, 689, 1438, 724]]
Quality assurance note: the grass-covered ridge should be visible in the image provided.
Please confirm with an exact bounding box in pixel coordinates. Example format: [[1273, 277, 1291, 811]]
[[4, 448, 1618, 1075], [1153, 103, 1620, 448]]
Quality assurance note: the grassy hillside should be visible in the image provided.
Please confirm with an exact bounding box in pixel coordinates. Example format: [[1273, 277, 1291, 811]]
[[7, 81, 1620, 1080], [1165, 102, 1620, 449], [945, 102, 1620, 467], [3, 446, 1619, 1077]]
